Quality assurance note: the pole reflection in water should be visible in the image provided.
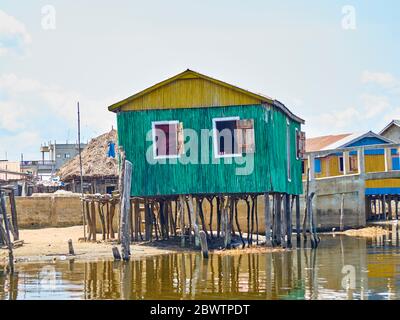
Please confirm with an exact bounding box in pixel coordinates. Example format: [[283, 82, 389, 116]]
[[1, 226, 400, 300]]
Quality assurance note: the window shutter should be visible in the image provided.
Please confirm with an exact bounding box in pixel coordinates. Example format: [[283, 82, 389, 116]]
[[297, 131, 306, 159], [177, 122, 184, 155], [350, 156, 357, 172], [236, 119, 255, 154]]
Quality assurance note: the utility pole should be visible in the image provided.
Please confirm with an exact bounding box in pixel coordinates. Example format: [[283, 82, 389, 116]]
[[77, 102, 87, 240]]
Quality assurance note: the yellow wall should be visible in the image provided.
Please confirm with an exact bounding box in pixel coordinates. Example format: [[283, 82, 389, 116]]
[[366, 178, 400, 189], [302, 153, 388, 179], [365, 154, 385, 173], [120, 78, 262, 111]]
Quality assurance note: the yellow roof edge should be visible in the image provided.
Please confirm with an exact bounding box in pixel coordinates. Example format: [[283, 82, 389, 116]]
[[107, 69, 273, 111], [107, 69, 304, 124]]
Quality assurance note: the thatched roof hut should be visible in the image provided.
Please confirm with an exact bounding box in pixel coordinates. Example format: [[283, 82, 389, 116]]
[[58, 129, 118, 182]]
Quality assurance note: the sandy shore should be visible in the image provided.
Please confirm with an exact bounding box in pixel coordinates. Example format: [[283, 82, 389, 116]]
[[1, 226, 184, 265]]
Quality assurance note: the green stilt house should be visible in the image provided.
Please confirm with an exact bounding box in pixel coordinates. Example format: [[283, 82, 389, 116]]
[[109, 69, 304, 198]]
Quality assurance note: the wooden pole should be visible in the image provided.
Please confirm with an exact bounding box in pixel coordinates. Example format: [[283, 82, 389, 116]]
[[383, 195, 387, 220], [112, 246, 121, 261], [8, 191, 19, 241], [340, 193, 345, 231], [295, 195, 301, 243], [264, 193, 272, 247], [188, 195, 200, 248], [302, 168, 310, 240], [199, 230, 209, 259], [275, 194, 282, 246], [0, 191, 14, 273], [68, 239, 75, 255], [179, 195, 185, 247], [286, 194, 292, 248], [281, 194, 287, 248], [120, 160, 132, 261], [77, 102, 87, 241]]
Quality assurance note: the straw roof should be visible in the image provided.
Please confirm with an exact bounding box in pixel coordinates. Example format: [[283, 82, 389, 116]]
[[58, 129, 118, 181]]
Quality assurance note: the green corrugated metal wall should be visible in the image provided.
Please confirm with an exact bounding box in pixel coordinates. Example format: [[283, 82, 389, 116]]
[[117, 104, 302, 197]]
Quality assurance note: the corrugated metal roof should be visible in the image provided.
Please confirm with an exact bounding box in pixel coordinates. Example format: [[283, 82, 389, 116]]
[[306, 131, 394, 153], [306, 134, 352, 152]]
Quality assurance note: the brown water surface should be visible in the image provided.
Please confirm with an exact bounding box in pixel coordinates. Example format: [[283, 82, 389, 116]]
[[1, 223, 400, 300]]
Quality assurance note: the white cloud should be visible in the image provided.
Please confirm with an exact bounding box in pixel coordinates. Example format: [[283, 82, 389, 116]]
[[361, 71, 400, 91], [0, 10, 31, 56], [360, 94, 390, 119], [0, 73, 116, 160]]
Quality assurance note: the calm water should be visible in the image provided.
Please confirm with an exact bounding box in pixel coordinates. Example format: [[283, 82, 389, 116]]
[[1, 223, 400, 300]]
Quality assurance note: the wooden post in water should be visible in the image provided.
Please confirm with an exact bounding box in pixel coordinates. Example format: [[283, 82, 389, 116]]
[[275, 194, 282, 246], [382, 195, 387, 220], [179, 195, 185, 247], [302, 168, 310, 240], [281, 194, 287, 248], [286, 194, 292, 248], [144, 200, 151, 241], [264, 193, 272, 247], [0, 191, 14, 273], [112, 246, 121, 260], [188, 195, 200, 248], [8, 190, 19, 241], [295, 195, 301, 243], [340, 193, 345, 231], [120, 160, 132, 261], [199, 230, 209, 259], [68, 239, 75, 255]]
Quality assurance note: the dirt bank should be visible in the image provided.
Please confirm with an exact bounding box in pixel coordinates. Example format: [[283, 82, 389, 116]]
[[339, 226, 391, 238], [1, 226, 183, 265]]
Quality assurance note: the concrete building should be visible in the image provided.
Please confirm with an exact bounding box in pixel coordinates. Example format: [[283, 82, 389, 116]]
[[380, 120, 400, 143], [20, 141, 88, 182]]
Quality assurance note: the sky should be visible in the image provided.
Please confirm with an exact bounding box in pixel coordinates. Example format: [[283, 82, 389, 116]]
[[0, 0, 399, 160]]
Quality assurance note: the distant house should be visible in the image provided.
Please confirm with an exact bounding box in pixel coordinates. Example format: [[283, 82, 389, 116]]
[[303, 131, 399, 179], [380, 119, 400, 143], [58, 130, 118, 194], [108, 69, 305, 198]]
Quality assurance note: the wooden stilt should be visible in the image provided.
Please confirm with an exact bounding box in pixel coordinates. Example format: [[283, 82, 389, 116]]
[[275, 193, 282, 246], [179, 195, 185, 247], [199, 231, 209, 259], [235, 198, 245, 248], [383, 195, 387, 220], [207, 196, 214, 239], [281, 194, 287, 249], [120, 160, 132, 261], [286, 194, 292, 248], [295, 195, 301, 243], [91, 200, 97, 241], [264, 193, 272, 247], [188, 195, 200, 248]]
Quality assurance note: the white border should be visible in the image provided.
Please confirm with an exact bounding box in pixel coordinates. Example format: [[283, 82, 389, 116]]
[[212, 116, 241, 159], [152, 120, 180, 160]]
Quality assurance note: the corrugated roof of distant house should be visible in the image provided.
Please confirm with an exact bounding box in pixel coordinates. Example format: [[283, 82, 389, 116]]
[[306, 134, 352, 152], [108, 69, 304, 124], [306, 131, 394, 153]]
